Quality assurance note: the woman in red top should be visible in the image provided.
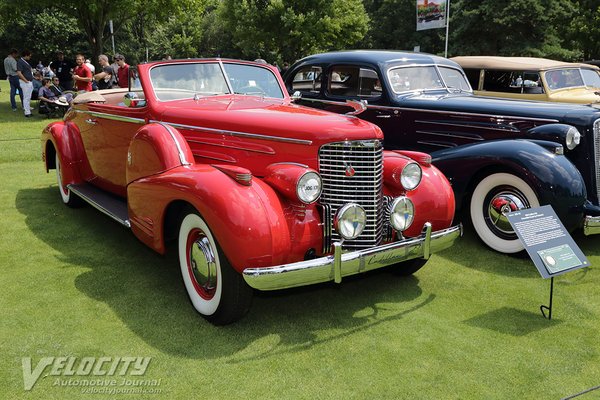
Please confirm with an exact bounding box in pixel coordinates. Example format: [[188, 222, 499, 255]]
[[72, 54, 93, 91]]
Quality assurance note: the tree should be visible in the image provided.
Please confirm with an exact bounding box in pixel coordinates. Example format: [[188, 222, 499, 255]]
[[450, 0, 578, 59], [566, 0, 600, 60], [362, 0, 447, 55], [219, 0, 369, 64]]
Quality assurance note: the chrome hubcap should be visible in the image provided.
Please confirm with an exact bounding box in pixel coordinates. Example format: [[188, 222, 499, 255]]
[[487, 191, 529, 234], [189, 234, 217, 293]]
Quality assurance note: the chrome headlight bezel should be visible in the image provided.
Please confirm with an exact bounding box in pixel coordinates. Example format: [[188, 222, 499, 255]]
[[565, 126, 581, 150], [334, 203, 367, 240], [400, 162, 422, 191], [296, 171, 322, 204], [389, 196, 415, 232]]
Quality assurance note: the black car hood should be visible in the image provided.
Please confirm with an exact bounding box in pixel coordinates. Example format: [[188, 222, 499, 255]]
[[394, 92, 600, 124]]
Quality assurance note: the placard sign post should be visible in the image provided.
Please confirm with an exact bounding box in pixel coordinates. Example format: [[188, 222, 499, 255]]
[[506, 205, 590, 319]]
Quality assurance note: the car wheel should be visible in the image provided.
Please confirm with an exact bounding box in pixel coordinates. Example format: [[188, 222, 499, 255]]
[[178, 210, 253, 325], [390, 259, 428, 276], [470, 173, 540, 254], [55, 153, 82, 207]]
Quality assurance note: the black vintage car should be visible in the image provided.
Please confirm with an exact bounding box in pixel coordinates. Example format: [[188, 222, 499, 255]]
[[284, 50, 600, 254]]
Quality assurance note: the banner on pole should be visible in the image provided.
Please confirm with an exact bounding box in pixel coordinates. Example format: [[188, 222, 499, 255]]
[[416, 0, 447, 31]]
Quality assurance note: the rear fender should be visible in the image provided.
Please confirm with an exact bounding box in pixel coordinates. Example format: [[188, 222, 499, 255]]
[[126, 123, 194, 184], [41, 121, 85, 186]]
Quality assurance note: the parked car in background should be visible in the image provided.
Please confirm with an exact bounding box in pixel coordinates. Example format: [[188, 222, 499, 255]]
[[41, 58, 461, 324], [284, 50, 600, 253], [452, 56, 600, 104]]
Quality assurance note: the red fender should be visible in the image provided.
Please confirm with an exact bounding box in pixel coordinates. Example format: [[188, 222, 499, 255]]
[[126, 123, 195, 184], [127, 166, 323, 272], [383, 151, 455, 237], [41, 121, 85, 186]]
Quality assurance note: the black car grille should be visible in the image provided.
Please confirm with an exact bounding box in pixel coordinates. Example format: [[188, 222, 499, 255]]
[[319, 140, 384, 250]]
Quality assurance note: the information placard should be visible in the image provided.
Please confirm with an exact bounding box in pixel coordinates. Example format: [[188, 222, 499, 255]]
[[506, 205, 590, 278]]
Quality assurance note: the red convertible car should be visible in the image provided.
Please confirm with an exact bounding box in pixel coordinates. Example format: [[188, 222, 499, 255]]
[[41, 59, 461, 324]]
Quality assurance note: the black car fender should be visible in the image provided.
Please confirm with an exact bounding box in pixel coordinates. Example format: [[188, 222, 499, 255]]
[[431, 139, 586, 231]]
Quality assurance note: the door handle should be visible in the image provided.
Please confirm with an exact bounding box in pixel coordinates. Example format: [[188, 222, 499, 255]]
[[85, 118, 98, 125], [376, 115, 391, 118]]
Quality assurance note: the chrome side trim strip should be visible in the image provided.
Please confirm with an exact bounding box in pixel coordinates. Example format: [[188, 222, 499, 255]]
[[584, 216, 600, 236], [148, 119, 312, 145], [416, 130, 485, 141], [414, 119, 520, 132], [157, 122, 191, 165], [74, 109, 145, 124], [594, 118, 600, 203], [297, 97, 560, 123], [186, 139, 276, 155], [243, 224, 462, 291]]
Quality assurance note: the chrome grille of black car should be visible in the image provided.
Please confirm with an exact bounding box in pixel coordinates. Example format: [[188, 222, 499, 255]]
[[319, 140, 384, 249], [595, 118, 600, 203]]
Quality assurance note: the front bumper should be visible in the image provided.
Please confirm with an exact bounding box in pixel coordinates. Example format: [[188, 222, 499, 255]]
[[242, 223, 462, 291]]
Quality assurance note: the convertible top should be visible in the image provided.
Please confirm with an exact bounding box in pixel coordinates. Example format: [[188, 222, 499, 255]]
[[451, 56, 599, 71]]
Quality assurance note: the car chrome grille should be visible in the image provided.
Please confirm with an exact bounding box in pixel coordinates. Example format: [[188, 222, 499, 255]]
[[595, 119, 600, 204], [319, 140, 384, 249]]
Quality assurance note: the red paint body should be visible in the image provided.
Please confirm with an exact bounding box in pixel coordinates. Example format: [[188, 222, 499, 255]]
[[41, 59, 455, 273]]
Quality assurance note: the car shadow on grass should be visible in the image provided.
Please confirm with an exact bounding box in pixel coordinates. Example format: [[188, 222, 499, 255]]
[[17, 186, 436, 361]]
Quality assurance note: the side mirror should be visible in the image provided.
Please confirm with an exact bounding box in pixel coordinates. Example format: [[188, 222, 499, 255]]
[[291, 91, 302, 102]]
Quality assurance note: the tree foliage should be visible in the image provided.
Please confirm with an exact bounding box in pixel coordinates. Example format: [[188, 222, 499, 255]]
[[1, 0, 599, 72], [218, 0, 369, 64]]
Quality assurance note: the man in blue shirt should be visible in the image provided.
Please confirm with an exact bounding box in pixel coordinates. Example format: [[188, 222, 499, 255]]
[[16, 50, 34, 117]]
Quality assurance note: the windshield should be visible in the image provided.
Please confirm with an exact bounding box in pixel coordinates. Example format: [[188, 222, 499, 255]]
[[387, 65, 470, 93], [149, 62, 283, 101], [581, 68, 600, 88], [544, 68, 600, 91]]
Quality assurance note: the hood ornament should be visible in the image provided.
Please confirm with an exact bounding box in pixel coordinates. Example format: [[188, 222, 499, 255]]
[[344, 162, 356, 177]]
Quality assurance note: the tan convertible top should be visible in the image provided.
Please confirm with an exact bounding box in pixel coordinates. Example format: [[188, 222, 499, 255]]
[[451, 56, 599, 71]]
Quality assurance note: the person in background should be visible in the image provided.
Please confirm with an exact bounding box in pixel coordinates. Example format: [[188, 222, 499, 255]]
[[114, 54, 130, 88], [94, 54, 117, 89], [85, 59, 95, 74], [36, 60, 44, 73], [16, 49, 34, 117], [72, 53, 93, 92], [32, 71, 43, 100], [50, 76, 73, 104], [51, 51, 75, 91], [4, 48, 21, 111]]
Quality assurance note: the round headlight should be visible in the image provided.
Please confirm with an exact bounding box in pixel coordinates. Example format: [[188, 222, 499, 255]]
[[334, 203, 366, 240], [389, 196, 414, 232], [400, 162, 422, 191], [565, 127, 581, 150], [297, 171, 322, 204]]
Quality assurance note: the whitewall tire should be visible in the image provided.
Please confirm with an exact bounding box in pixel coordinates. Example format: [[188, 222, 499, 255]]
[[178, 210, 252, 325], [55, 153, 82, 207], [470, 173, 539, 254]]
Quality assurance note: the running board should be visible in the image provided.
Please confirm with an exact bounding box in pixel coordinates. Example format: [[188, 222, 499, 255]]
[[68, 183, 131, 228]]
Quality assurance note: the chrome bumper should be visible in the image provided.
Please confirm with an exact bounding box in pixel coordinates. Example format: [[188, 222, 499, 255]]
[[584, 216, 600, 235], [242, 223, 462, 291]]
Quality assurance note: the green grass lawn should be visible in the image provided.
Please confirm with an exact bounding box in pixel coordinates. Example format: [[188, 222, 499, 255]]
[[1, 80, 599, 399]]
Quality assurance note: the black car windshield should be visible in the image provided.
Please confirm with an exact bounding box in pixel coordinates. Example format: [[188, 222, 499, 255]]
[[387, 65, 470, 93], [149, 62, 283, 101]]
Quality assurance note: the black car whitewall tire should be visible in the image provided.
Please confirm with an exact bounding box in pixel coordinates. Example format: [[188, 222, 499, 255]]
[[470, 173, 540, 254], [178, 210, 252, 325]]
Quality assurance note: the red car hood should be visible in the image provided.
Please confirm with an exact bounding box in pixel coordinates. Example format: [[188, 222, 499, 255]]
[[153, 95, 383, 146]]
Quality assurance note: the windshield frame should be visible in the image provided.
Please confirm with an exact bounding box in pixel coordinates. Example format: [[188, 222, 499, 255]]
[[386, 63, 472, 95], [147, 60, 284, 102]]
